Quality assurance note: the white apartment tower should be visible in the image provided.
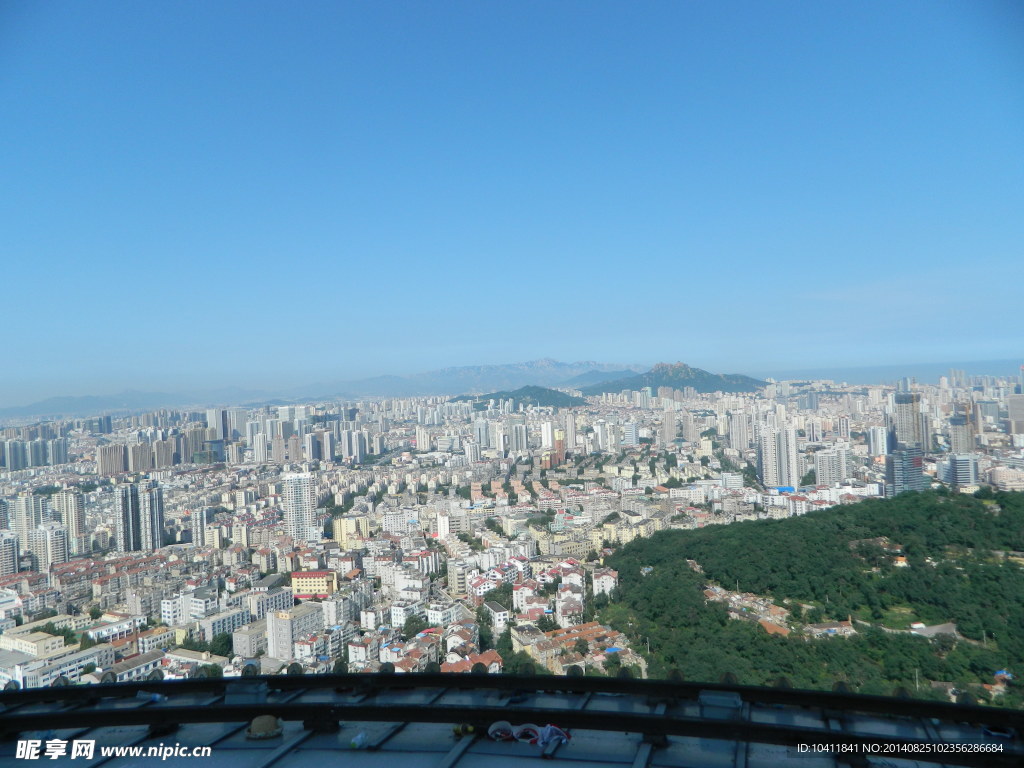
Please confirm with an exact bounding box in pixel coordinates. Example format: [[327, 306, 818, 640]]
[[758, 427, 800, 488], [282, 472, 318, 543]]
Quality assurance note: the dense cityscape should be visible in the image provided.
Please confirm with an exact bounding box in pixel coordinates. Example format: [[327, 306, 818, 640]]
[[1, 361, 1022, 692]]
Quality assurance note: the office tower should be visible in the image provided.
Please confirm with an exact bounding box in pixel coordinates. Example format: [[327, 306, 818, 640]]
[[282, 473, 317, 543], [621, 422, 639, 447], [117, 483, 165, 552], [11, 493, 48, 548], [885, 446, 927, 497], [97, 444, 128, 476], [815, 444, 850, 486], [206, 408, 228, 441], [867, 426, 888, 458], [52, 490, 86, 556], [0, 531, 19, 576], [888, 393, 926, 450], [946, 455, 978, 486], [287, 435, 303, 462], [758, 427, 800, 488], [415, 426, 430, 452], [948, 416, 974, 455], [1008, 395, 1024, 435], [464, 442, 481, 463], [128, 442, 154, 472], [27, 522, 68, 571], [372, 433, 386, 455], [541, 422, 554, 450], [473, 420, 489, 449]]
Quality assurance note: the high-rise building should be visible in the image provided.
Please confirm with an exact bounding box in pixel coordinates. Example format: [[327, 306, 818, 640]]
[[1008, 395, 1024, 435], [945, 455, 978, 486], [621, 422, 639, 447], [728, 412, 749, 451], [758, 427, 800, 488], [510, 423, 529, 454], [540, 422, 554, 450], [815, 444, 850, 486], [52, 490, 86, 556], [282, 473, 317, 543], [206, 408, 228, 441], [885, 446, 927, 497], [97, 444, 128, 476], [2, 440, 28, 471], [564, 413, 576, 454], [27, 522, 68, 571], [128, 442, 154, 472], [0, 530, 20, 577], [948, 416, 975, 455], [11, 493, 48, 549], [867, 426, 888, 458], [117, 484, 165, 553], [888, 393, 926, 450], [472, 420, 489, 448], [415, 426, 431, 452]]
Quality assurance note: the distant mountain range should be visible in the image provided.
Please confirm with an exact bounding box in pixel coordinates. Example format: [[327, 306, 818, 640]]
[[304, 359, 643, 399], [580, 362, 765, 395], [0, 360, 643, 420], [451, 386, 586, 410]]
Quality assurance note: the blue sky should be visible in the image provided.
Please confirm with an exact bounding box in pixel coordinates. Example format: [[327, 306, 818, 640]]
[[2, 1, 1022, 404]]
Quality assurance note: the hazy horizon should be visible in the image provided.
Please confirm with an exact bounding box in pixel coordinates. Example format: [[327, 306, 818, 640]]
[[2, 355, 1021, 415]]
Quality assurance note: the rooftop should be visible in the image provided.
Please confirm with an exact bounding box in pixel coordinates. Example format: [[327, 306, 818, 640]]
[[1, 674, 1021, 767]]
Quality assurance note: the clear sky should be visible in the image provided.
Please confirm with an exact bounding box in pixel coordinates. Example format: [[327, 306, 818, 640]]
[[2, 1, 1022, 405]]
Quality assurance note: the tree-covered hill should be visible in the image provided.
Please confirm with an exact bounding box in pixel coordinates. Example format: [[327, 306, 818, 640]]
[[600, 490, 1024, 706], [451, 385, 585, 409], [581, 362, 763, 395]]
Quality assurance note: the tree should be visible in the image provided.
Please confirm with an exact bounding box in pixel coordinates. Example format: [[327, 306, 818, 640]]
[[403, 615, 428, 639], [210, 633, 233, 658], [200, 664, 223, 679], [800, 470, 816, 486], [574, 638, 589, 657], [88, 606, 103, 621], [536, 615, 558, 632]]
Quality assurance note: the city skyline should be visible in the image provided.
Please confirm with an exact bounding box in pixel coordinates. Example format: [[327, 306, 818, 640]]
[[0, 354, 1022, 416], [3, 2, 1022, 403]]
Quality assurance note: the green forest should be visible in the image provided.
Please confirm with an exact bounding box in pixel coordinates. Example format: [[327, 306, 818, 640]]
[[599, 490, 1024, 707]]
